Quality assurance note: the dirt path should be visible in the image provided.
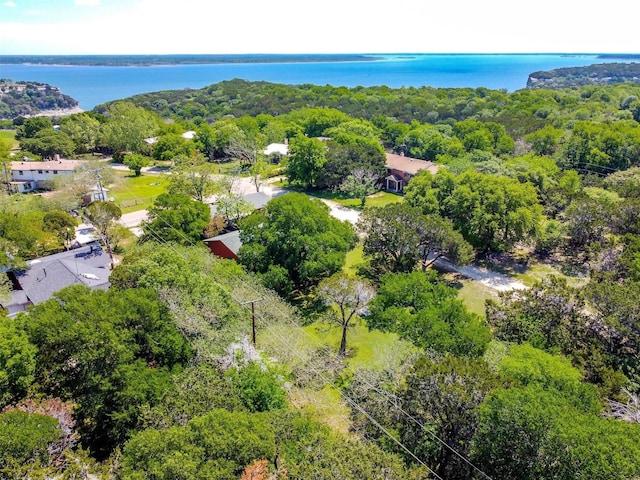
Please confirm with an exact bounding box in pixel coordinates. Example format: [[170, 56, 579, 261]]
[[438, 261, 527, 291]]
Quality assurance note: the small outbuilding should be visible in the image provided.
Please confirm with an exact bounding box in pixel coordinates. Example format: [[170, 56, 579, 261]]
[[203, 230, 242, 261]]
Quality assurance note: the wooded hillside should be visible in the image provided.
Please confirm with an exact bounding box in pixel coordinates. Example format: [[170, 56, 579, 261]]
[[0, 79, 78, 119], [527, 62, 640, 88]]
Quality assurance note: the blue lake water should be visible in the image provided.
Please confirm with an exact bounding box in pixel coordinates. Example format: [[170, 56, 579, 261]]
[[0, 54, 636, 110]]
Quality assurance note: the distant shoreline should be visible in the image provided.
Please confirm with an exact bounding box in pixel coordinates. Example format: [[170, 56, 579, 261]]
[[2, 53, 638, 67], [0, 54, 381, 67]]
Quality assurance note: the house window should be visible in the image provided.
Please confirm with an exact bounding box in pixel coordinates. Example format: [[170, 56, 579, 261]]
[[38, 170, 43, 174], [18, 170, 23, 175], [45, 170, 49, 173], [53, 170, 58, 174]]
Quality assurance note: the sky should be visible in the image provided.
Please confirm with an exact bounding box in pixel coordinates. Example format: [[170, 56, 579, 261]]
[[0, 0, 638, 55]]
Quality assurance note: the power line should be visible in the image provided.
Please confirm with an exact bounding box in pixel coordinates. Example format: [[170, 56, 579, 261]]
[[128, 207, 448, 479], [109, 171, 493, 480]]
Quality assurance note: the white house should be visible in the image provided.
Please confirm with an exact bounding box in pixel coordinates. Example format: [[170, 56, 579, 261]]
[[9, 159, 82, 193], [263, 143, 289, 156]]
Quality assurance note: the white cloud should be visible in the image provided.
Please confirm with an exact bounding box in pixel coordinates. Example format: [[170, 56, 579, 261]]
[[0, 0, 637, 55], [3, 1, 16, 7]]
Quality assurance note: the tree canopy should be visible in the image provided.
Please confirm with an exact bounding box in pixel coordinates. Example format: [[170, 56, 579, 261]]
[[238, 193, 357, 296]]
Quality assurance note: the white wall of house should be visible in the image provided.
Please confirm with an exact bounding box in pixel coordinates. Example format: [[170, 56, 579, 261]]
[[10, 160, 80, 190]]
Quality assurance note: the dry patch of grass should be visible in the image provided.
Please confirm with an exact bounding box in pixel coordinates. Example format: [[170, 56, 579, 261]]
[[288, 386, 352, 435], [442, 272, 499, 317]]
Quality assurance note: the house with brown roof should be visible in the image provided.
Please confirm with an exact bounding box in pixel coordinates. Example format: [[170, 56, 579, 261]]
[[384, 153, 439, 192]]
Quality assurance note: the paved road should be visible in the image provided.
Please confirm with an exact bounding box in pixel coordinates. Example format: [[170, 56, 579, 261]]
[[119, 209, 148, 228]]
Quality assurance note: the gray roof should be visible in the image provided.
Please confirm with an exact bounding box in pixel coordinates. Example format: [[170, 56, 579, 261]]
[[209, 192, 271, 217], [5, 244, 112, 308], [203, 230, 242, 254], [243, 192, 271, 210]]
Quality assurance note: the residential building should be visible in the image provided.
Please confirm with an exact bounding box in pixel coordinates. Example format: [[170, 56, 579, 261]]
[[9, 159, 82, 193], [203, 230, 241, 261], [2, 242, 112, 317], [384, 153, 439, 192]]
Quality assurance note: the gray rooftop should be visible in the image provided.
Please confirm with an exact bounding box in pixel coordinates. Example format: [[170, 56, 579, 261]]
[[203, 230, 242, 254], [209, 192, 271, 217], [4, 243, 112, 310]]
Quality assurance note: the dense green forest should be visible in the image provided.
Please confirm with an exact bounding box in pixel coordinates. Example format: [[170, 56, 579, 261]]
[[2, 79, 640, 479], [117, 78, 640, 136]]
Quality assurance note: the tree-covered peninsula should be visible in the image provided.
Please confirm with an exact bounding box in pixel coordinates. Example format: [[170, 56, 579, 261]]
[[527, 62, 640, 89], [0, 79, 79, 119]]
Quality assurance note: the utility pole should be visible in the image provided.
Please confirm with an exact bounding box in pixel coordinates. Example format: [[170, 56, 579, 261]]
[[95, 170, 106, 201], [86, 168, 116, 269], [2, 162, 11, 195], [240, 298, 263, 345]]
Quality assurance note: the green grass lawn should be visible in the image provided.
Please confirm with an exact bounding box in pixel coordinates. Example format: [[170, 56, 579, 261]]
[[363, 191, 404, 208], [514, 261, 588, 289], [0, 130, 18, 149], [309, 189, 405, 209], [212, 159, 244, 175], [259, 309, 417, 431], [289, 385, 352, 435], [304, 320, 418, 372], [343, 244, 366, 277], [108, 171, 170, 213], [440, 271, 498, 317]]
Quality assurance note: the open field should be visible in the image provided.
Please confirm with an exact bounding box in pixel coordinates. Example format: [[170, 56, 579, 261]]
[[310, 189, 404, 209], [0, 129, 18, 149], [343, 244, 365, 277], [107, 171, 169, 213], [304, 320, 417, 372], [513, 261, 588, 288]]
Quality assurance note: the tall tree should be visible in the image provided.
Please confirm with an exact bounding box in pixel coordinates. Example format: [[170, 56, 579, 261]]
[[59, 113, 101, 154], [238, 193, 357, 296], [339, 167, 380, 208], [85, 200, 122, 268], [143, 192, 210, 245], [318, 273, 375, 355], [42, 210, 77, 250], [19, 129, 75, 159], [286, 134, 326, 189], [401, 355, 501, 480], [18, 285, 192, 457], [472, 384, 640, 480], [367, 270, 491, 356], [358, 202, 423, 275], [99, 101, 157, 159], [122, 153, 149, 177], [0, 317, 36, 408], [167, 154, 222, 202]]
